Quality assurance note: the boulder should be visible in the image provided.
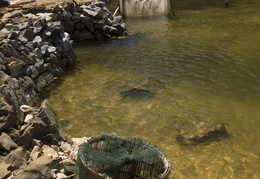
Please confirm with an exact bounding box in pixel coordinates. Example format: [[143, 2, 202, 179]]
[[5, 147, 30, 170], [13, 155, 61, 179], [176, 121, 228, 145], [0, 132, 18, 152]]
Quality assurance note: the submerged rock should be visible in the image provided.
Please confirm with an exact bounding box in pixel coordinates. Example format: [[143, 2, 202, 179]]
[[176, 121, 228, 145]]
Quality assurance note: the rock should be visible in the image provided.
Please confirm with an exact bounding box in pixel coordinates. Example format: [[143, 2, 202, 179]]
[[0, 44, 19, 57], [95, 30, 104, 40], [6, 59, 24, 77], [13, 155, 61, 179], [62, 20, 75, 35], [5, 127, 20, 142], [0, 161, 11, 179], [75, 22, 85, 30], [42, 145, 59, 159], [56, 173, 68, 179], [24, 114, 34, 123], [30, 145, 42, 161], [82, 8, 99, 18], [0, 99, 16, 131], [70, 137, 90, 160], [33, 35, 42, 43], [7, 31, 18, 39], [33, 19, 47, 34], [80, 29, 95, 41], [62, 11, 72, 21], [60, 158, 76, 175], [176, 121, 228, 145], [1, 23, 20, 33], [17, 19, 33, 31], [60, 142, 72, 153], [0, 132, 18, 152], [37, 99, 66, 141], [5, 147, 30, 170], [20, 29, 34, 41]]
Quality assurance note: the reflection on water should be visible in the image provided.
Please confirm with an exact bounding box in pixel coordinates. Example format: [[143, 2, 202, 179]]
[[47, 0, 260, 178]]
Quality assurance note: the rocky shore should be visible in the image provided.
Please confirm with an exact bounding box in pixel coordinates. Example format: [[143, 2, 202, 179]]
[[0, 0, 126, 178]]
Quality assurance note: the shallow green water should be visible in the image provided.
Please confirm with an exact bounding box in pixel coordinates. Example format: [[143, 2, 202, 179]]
[[47, 0, 260, 178]]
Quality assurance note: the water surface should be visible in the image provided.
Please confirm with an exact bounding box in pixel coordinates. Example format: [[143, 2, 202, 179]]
[[47, 0, 260, 178]]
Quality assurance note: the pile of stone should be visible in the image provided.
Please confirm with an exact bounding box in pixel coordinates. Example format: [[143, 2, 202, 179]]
[[0, 0, 126, 178]]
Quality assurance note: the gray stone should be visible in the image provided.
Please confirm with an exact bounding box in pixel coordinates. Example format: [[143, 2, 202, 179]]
[[42, 145, 58, 159], [61, 158, 75, 175], [61, 32, 73, 49], [33, 35, 42, 43], [13, 155, 61, 179], [82, 8, 99, 18], [94, 20, 105, 30], [60, 142, 71, 153], [75, 22, 84, 30], [40, 44, 49, 55], [5, 147, 29, 170], [35, 58, 45, 73], [1, 24, 19, 34], [0, 132, 18, 152], [62, 11, 72, 21], [35, 75, 48, 91], [176, 121, 228, 145], [0, 162, 11, 179], [5, 127, 20, 142], [22, 65, 32, 76], [0, 99, 17, 131], [8, 40, 20, 50], [101, 30, 110, 38], [43, 72, 54, 84], [30, 145, 42, 161], [62, 20, 75, 35], [0, 44, 19, 57], [17, 19, 33, 30], [7, 31, 18, 39], [71, 30, 80, 40], [95, 30, 104, 41], [48, 46, 56, 53], [34, 48, 42, 59], [17, 34, 28, 44], [30, 65, 39, 79], [20, 29, 34, 41], [9, 10, 23, 18], [80, 29, 95, 41], [33, 19, 47, 34], [113, 15, 123, 24], [6, 59, 24, 77]]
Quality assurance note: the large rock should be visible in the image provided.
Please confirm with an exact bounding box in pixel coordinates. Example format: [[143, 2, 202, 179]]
[[176, 121, 228, 145], [17, 99, 65, 148], [13, 155, 61, 179], [5, 147, 30, 170], [0, 132, 18, 152]]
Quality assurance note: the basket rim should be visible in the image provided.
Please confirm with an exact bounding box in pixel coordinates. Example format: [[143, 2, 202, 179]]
[[78, 135, 171, 179]]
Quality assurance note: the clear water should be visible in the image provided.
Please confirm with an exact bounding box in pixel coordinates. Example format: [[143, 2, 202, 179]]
[[47, 0, 260, 178]]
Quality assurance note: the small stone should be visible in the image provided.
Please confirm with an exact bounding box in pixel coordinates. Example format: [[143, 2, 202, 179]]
[[33, 36, 42, 43], [24, 114, 34, 123], [42, 145, 59, 159], [60, 142, 72, 153], [30, 145, 42, 161]]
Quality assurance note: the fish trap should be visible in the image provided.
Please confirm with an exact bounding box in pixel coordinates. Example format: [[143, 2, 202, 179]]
[[75, 133, 170, 179]]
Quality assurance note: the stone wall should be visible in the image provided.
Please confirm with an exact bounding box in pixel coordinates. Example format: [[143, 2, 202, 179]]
[[0, 0, 126, 178]]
